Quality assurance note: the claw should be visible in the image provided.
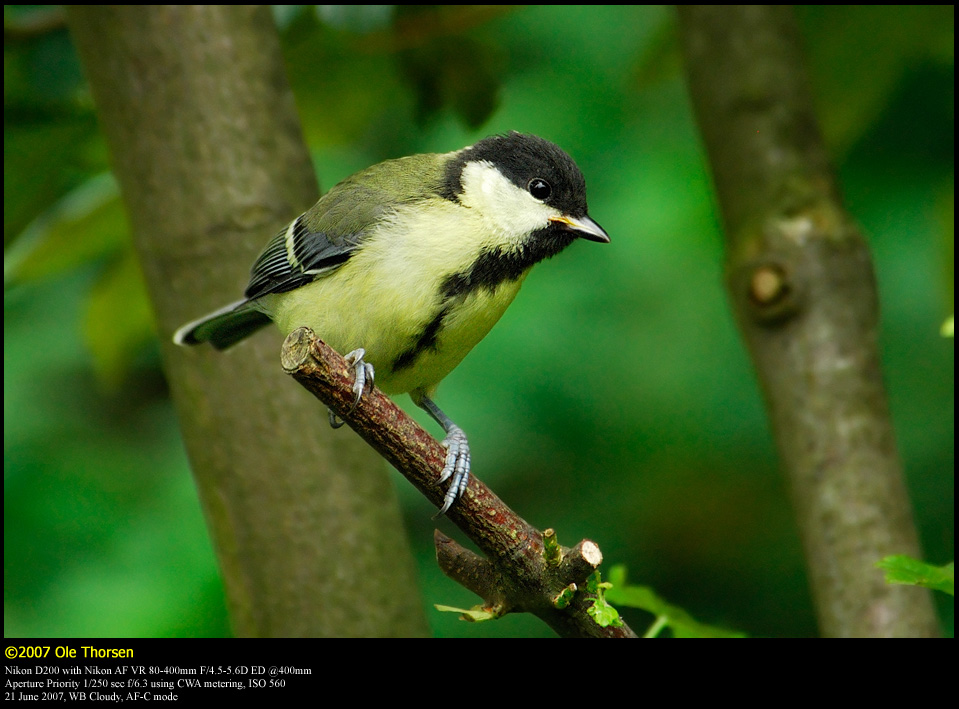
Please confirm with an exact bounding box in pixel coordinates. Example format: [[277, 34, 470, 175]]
[[327, 349, 375, 429], [343, 348, 375, 411], [414, 394, 471, 517], [434, 425, 470, 518], [437, 426, 469, 484]]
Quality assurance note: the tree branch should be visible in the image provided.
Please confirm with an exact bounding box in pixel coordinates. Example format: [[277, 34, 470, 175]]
[[677, 5, 939, 636], [282, 327, 637, 638]]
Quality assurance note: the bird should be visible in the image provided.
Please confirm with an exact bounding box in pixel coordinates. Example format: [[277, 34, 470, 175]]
[[174, 131, 609, 515]]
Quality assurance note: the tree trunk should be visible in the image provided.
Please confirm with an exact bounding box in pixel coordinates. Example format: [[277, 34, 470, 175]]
[[678, 4, 939, 637], [67, 4, 428, 637]]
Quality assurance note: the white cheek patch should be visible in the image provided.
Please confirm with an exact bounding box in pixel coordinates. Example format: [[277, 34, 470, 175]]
[[459, 161, 560, 243], [479, 166, 498, 196]]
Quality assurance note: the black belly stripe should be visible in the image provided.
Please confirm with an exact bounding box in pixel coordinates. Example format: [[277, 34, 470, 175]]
[[391, 227, 578, 373], [392, 306, 450, 372], [442, 247, 525, 299]]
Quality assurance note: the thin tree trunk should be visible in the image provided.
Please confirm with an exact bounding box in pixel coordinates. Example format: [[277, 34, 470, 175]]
[[67, 5, 428, 637], [678, 5, 939, 637]]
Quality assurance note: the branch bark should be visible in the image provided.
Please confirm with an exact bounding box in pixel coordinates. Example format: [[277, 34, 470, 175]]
[[677, 5, 939, 636], [67, 5, 427, 637], [282, 328, 637, 638]]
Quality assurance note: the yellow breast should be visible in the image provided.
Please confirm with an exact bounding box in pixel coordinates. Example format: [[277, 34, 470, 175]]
[[263, 201, 529, 396]]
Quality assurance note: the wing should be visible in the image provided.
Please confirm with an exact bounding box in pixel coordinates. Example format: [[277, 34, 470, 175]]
[[175, 152, 452, 350], [243, 216, 361, 300], [243, 153, 447, 301]]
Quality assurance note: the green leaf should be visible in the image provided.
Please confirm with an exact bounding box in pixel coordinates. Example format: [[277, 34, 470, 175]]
[[606, 565, 746, 638], [83, 251, 156, 390], [5, 173, 127, 285], [587, 595, 623, 628], [877, 556, 954, 596], [434, 604, 498, 622], [582, 570, 622, 628]]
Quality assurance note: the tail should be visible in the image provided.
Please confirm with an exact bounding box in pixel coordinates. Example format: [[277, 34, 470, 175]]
[[173, 299, 272, 350]]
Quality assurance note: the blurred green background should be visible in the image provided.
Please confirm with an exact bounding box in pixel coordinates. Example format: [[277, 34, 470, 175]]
[[4, 5, 953, 638]]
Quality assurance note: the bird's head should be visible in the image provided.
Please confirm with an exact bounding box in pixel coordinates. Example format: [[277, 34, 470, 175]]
[[443, 132, 609, 250]]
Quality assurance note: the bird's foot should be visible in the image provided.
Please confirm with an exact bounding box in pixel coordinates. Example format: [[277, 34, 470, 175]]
[[327, 348, 375, 429], [434, 425, 470, 518], [344, 348, 375, 408]]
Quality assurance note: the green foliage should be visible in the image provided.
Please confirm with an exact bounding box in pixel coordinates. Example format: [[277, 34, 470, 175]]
[[605, 566, 745, 638], [797, 5, 955, 156], [585, 571, 624, 629], [877, 556, 955, 597], [83, 251, 156, 390], [4, 173, 124, 283], [4, 172, 154, 389], [434, 604, 499, 623], [394, 6, 504, 129]]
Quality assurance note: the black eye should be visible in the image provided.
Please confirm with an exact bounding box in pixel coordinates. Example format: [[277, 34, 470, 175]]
[[528, 178, 551, 201]]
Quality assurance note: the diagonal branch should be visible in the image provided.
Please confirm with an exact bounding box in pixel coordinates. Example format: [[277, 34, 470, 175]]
[[281, 327, 637, 638]]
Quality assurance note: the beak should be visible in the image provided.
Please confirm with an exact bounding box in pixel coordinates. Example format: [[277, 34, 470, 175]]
[[549, 214, 610, 243]]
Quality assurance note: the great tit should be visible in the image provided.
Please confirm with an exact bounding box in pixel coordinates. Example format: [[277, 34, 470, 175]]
[[174, 132, 609, 515]]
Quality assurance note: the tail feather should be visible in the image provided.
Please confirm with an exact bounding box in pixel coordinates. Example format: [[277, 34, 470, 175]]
[[173, 299, 272, 350]]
